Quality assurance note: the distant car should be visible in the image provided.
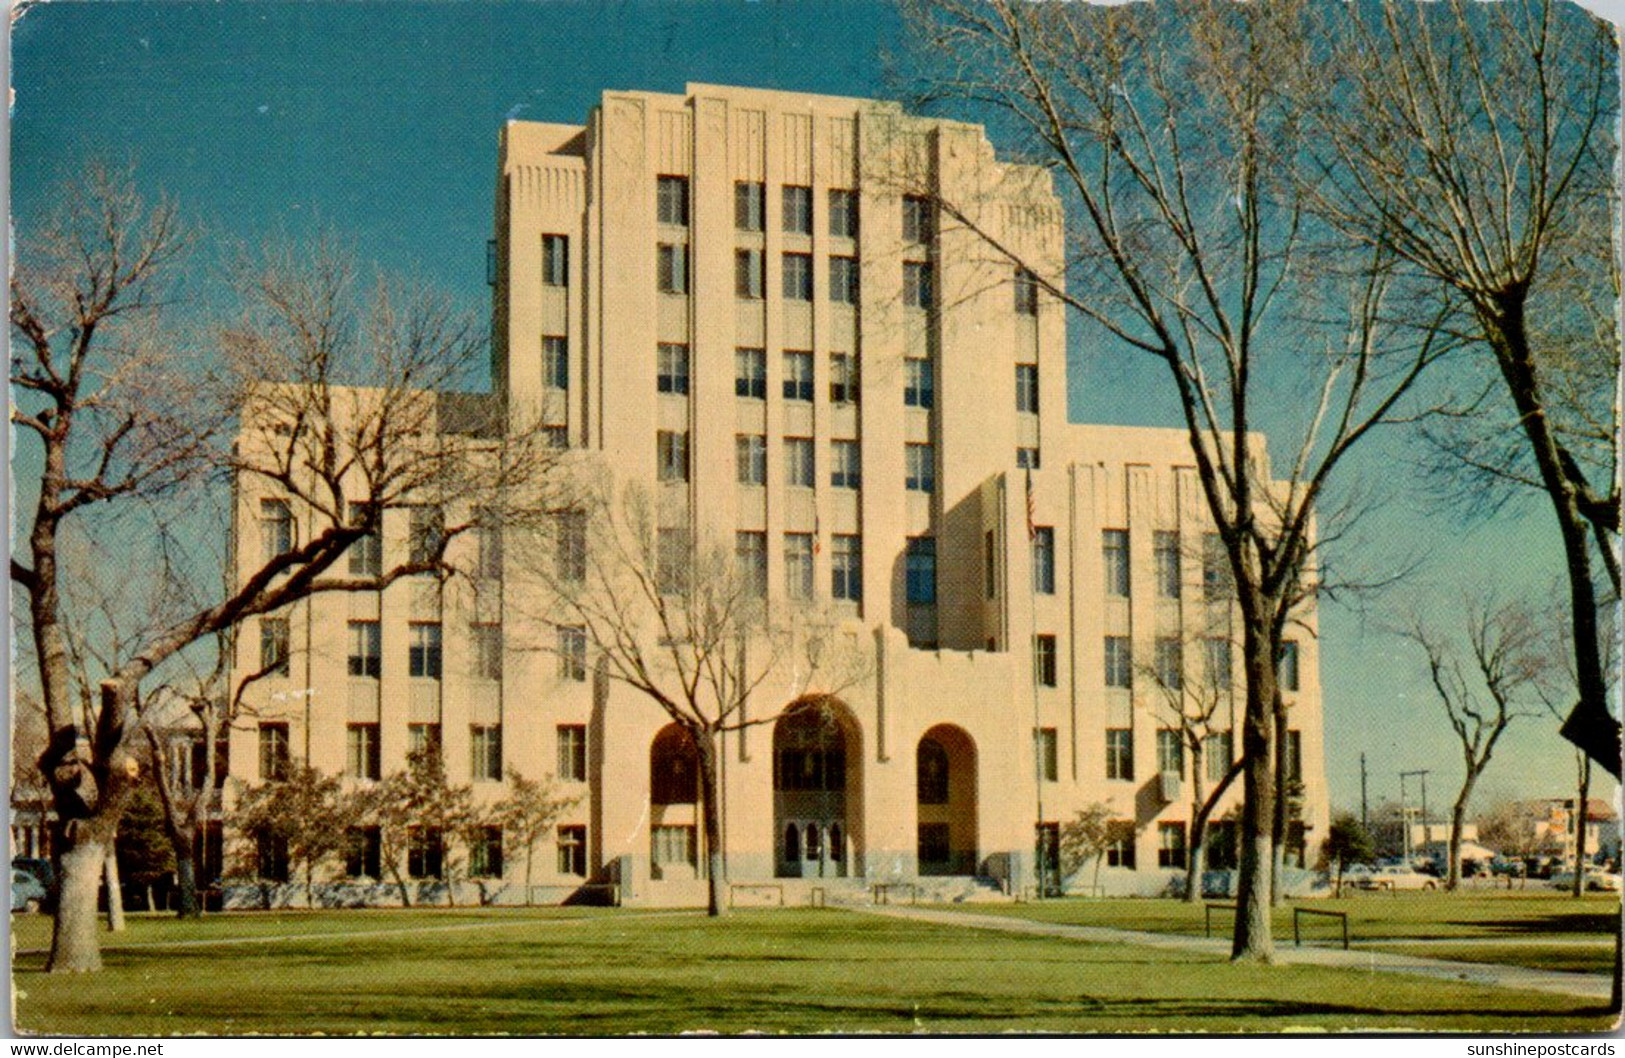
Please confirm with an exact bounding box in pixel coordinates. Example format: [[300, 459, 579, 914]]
[[1358, 865, 1438, 891], [1489, 857, 1525, 877], [11, 858, 56, 911], [11, 870, 48, 913], [1549, 870, 1623, 892]]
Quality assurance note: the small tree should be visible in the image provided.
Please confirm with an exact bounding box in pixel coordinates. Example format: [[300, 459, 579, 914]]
[[229, 765, 349, 907], [350, 749, 468, 908], [1319, 813, 1376, 897], [114, 779, 176, 912], [1059, 803, 1113, 896], [493, 770, 578, 906]]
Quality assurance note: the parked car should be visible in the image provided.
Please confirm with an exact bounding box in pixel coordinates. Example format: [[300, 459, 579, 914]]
[[1549, 870, 1623, 892], [1489, 856, 1526, 877], [1358, 864, 1438, 891], [11, 870, 48, 913], [11, 857, 56, 911]]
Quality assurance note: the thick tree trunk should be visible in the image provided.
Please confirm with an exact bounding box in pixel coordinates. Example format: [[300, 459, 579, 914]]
[[1232, 619, 1277, 964], [50, 838, 110, 972], [1573, 756, 1591, 898], [693, 729, 728, 918], [1185, 754, 1206, 904], [1447, 778, 1475, 892], [1185, 836, 1206, 904], [1270, 702, 1289, 908], [173, 854, 200, 919], [103, 850, 125, 932]]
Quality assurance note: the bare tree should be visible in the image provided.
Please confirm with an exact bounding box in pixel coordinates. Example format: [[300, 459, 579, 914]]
[[1308, 0, 1620, 776], [226, 763, 349, 907], [492, 770, 579, 907], [516, 483, 870, 917], [1404, 599, 1543, 890], [10, 169, 559, 971], [903, 0, 1452, 960]]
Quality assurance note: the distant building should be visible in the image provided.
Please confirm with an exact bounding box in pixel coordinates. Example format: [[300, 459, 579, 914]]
[[227, 84, 1329, 904]]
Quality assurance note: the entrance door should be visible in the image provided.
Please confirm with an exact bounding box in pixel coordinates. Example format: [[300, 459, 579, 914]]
[[781, 818, 846, 878]]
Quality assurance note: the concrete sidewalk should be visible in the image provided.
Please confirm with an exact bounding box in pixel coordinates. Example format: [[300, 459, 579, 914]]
[[856, 905, 1616, 1002]]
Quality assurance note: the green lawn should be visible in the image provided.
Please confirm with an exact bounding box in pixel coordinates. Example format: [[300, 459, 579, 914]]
[[929, 891, 1621, 972], [11, 907, 1617, 1035]]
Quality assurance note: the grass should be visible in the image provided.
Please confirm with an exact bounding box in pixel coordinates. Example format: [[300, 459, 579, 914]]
[[929, 891, 1621, 972], [11, 906, 1619, 1035]]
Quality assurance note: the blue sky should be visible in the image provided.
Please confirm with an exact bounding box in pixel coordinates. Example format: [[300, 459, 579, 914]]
[[10, 0, 1618, 815]]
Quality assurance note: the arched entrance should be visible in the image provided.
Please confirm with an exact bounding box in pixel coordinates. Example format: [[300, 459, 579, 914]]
[[916, 724, 977, 875], [773, 697, 861, 878], [649, 724, 699, 881]]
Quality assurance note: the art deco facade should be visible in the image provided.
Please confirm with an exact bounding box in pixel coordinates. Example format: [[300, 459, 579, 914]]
[[231, 84, 1329, 904]]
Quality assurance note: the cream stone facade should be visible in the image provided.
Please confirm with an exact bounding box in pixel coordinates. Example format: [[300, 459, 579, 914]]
[[230, 84, 1329, 905]]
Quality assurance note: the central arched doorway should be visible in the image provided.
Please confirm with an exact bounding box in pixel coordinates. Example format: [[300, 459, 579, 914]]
[[649, 724, 700, 881], [773, 697, 862, 878], [916, 724, 978, 875]]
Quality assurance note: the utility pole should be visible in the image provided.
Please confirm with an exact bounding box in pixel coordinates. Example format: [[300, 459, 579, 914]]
[[1401, 770, 1430, 864], [1360, 753, 1368, 831]]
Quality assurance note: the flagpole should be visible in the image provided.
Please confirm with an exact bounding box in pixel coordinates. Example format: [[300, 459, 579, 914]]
[[1027, 468, 1046, 898]]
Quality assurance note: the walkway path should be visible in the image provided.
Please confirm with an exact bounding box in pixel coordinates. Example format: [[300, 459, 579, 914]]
[[855, 905, 1615, 1001]]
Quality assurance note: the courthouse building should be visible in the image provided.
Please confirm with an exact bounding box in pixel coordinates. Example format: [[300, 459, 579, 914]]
[[230, 84, 1329, 904]]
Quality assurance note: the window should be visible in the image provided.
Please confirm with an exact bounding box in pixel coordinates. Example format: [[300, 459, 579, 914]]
[[258, 723, 290, 782], [657, 430, 689, 482], [656, 528, 688, 595], [1015, 267, 1039, 315], [1156, 729, 1184, 776], [903, 261, 933, 309], [984, 531, 997, 600], [784, 437, 815, 488], [408, 622, 442, 680], [346, 827, 382, 879], [828, 189, 858, 238], [829, 256, 859, 305], [735, 347, 766, 398], [902, 195, 932, 242], [1154, 531, 1181, 599], [409, 723, 442, 764], [1102, 529, 1130, 597], [832, 535, 862, 602], [656, 243, 688, 294], [735, 249, 765, 299], [559, 626, 587, 682], [1284, 729, 1303, 784], [409, 506, 444, 565], [1037, 727, 1058, 782], [1105, 822, 1136, 868], [557, 825, 587, 876], [652, 825, 697, 871], [1204, 638, 1233, 691], [545, 426, 568, 450], [657, 343, 690, 395], [905, 537, 936, 605], [736, 531, 767, 598], [830, 439, 861, 489], [905, 443, 935, 493], [1205, 731, 1234, 783], [782, 184, 813, 234], [736, 434, 767, 486], [829, 353, 858, 404], [1034, 634, 1058, 688], [557, 725, 587, 782], [1158, 822, 1187, 869], [260, 498, 293, 563], [1155, 638, 1183, 690], [1016, 447, 1041, 470], [1278, 640, 1301, 692], [656, 175, 688, 226], [783, 351, 814, 401], [407, 826, 444, 880], [470, 724, 503, 782], [543, 335, 568, 390], [257, 833, 290, 882], [917, 739, 949, 804], [904, 357, 934, 408], [347, 723, 380, 781], [651, 728, 699, 805], [472, 624, 502, 681], [1032, 527, 1055, 595], [475, 509, 503, 580], [784, 534, 814, 600], [735, 181, 765, 231], [347, 501, 381, 577], [348, 621, 381, 679], [542, 235, 568, 286], [1016, 363, 1039, 414], [1106, 729, 1134, 781], [469, 826, 503, 878], [1203, 532, 1233, 599], [554, 509, 587, 583], [782, 252, 813, 301], [1104, 636, 1133, 689], [259, 618, 290, 678]]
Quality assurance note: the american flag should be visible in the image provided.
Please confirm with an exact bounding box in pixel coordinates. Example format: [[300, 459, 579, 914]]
[[1025, 468, 1036, 541]]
